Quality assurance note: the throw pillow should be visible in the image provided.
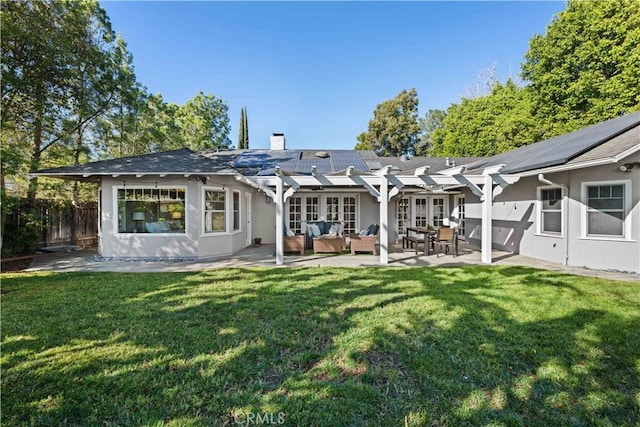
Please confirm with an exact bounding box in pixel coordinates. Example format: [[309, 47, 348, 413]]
[[309, 224, 322, 237]]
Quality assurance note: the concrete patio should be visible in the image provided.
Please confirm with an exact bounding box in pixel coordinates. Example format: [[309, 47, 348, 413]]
[[21, 241, 638, 282]]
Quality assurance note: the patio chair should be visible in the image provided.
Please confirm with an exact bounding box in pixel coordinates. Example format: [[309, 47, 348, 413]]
[[313, 235, 346, 254], [433, 226, 456, 257], [349, 234, 378, 255], [350, 223, 379, 255], [283, 234, 305, 255]]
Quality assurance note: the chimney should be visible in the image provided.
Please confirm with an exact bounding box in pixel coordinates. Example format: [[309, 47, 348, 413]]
[[270, 133, 285, 150], [445, 157, 450, 167]]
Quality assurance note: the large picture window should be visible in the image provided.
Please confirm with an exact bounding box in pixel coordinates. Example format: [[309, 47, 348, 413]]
[[539, 187, 563, 235], [584, 183, 626, 237], [117, 188, 185, 233], [204, 190, 226, 233]]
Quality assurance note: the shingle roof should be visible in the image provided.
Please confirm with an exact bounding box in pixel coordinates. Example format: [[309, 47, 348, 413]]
[[465, 112, 640, 174], [33, 149, 242, 181], [35, 112, 639, 182]]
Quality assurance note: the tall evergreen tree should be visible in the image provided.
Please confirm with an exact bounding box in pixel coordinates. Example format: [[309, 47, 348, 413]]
[[242, 107, 249, 149], [237, 107, 249, 149]]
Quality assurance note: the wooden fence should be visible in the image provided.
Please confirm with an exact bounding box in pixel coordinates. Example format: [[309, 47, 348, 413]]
[[3, 200, 99, 249]]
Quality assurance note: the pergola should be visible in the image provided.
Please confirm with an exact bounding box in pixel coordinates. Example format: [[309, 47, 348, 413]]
[[237, 164, 520, 265]]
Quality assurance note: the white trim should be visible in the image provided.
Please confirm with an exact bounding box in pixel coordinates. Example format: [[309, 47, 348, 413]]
[[577, 237, 637, 243], [519, 158, 616, 177], [580, 179, 632, 240], [614, 143, 640, 161], [232, 190, 242, 232], [454, 195, 466, 238], [536, 185, 565, 237]]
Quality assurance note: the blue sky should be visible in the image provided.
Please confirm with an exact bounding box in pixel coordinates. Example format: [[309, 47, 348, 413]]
[[100, 1, 567, 150]]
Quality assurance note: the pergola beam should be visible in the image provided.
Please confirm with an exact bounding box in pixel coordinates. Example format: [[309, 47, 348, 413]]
[[239, 168, 520, 266]]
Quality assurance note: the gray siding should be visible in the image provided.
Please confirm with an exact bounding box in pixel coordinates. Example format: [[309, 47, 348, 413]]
[[100, 176, 254, 259], [465, 152, 640, 273]]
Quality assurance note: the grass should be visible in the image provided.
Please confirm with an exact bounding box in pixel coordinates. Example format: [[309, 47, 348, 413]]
[[1, 266, 639, 426]]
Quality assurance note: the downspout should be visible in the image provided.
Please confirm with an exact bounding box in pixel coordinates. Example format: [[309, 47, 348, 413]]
[[538, 174, 569, 266]]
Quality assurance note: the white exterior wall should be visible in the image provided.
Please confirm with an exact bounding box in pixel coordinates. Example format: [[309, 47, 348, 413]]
[[465, 154, 640, 273], [565, 154, 639, 273], [359, 193, 380, 234], [100, 176, 255, 259], [252, 192, 276, 244]]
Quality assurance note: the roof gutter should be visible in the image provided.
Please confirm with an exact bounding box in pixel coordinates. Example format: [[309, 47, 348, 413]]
[[538, 173, 569, 266]]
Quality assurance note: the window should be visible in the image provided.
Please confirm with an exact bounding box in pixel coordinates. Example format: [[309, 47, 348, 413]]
[[325, 196, 340, 222], [584, 182, 626, 237], [233, 191, 240, 231], [432, 198, 445, 227], [414, 198, 427, 227], [342, 196, 358, 236], [539, 187, 563, 235], [204, 190, 226, 233], [117, 188, 185, 233], [305, 196, 319, 222], [455, 196, 466, 238], [288, 196, 303, 234], [397, 197, 410, 235]]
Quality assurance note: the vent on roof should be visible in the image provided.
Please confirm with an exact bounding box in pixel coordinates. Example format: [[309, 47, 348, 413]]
[[315, 151, 330, 158]]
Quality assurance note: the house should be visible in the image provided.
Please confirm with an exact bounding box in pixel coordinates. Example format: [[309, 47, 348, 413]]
[[33, 113, 640, 273]]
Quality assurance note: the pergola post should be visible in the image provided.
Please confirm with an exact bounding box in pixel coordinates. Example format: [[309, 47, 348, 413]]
[[481, 173, 494, 264], [275, 174, 284, 265], [379, 173, 389, 265]]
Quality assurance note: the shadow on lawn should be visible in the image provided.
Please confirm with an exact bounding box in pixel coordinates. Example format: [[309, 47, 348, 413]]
[[2, 267, 639, 426]]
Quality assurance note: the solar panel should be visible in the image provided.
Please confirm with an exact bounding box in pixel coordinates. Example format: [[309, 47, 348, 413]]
[[232, 150, 271, 167], [467, 112, 640, 174], [331, 150, 369, 173]]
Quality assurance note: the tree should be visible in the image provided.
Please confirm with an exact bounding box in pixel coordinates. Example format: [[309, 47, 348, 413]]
[[1, 0, 120, 202], [414, 109, 446, 156], [429, 80, 540, 157], [93, 36, 155, 159], [237, 107, 249, 149], [522, 0, 640, 136], [355, 88, 421, 157], [176, 91, 231, 151]]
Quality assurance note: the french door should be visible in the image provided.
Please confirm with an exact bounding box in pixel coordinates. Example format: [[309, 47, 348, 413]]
[[287, 194, 358, 234]]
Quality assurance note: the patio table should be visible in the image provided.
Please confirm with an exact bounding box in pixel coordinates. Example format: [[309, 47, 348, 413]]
[[405, 227, 437, 255]]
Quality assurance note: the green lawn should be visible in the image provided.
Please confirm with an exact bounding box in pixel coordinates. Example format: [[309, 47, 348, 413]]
[[1, 267, 639, 426]]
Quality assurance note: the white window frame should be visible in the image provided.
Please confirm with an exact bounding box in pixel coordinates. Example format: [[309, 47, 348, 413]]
[[431, 196, 447, 228], [396, 196, 411, 236], [413, 197, 428, 227], [537, 186, 564, 237], [203, 187, 227, 234], [287, 196, 304, 234], [113, 185, 187, 235], [232, 190, 241, 232], [454, 195, 466, 239], [340, 194, 359, 236], [581, 179, 632, 240]]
